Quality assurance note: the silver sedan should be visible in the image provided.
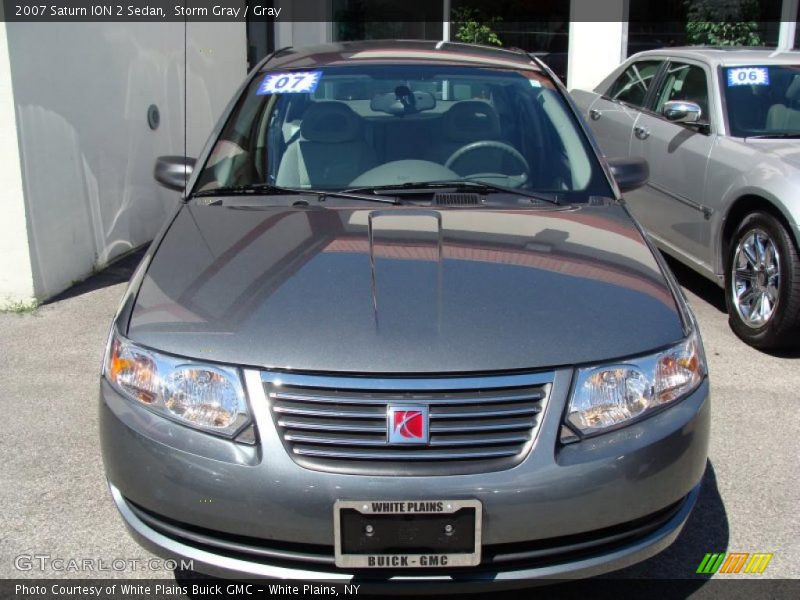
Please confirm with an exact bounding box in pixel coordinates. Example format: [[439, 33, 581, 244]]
[[572, 47, 800, 349]]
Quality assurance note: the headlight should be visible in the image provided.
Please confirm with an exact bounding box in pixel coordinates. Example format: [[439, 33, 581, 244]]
[[565, 330, 706, 439], [104, 330, 250, 437]]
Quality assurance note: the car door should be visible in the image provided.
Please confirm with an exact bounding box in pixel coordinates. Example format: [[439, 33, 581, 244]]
[[627, 59, 716, 267], [585, 59, 664, 158]]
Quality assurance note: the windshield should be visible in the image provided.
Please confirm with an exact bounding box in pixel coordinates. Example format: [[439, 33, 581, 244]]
[[723, 64, 800, 137], [193, 64, 611, 200]]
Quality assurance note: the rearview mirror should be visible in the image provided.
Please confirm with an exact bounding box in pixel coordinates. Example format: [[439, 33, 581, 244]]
[[662, 100, 702, 124], [607, 157, 649, 193], [154, 155, 196, 192], [371, 89, 436, 115]]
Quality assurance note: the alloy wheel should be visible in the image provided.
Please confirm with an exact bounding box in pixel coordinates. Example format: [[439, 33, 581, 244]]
[[731, 228, 781, 328]]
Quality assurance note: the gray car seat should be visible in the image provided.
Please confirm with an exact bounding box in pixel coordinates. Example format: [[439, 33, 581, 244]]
[[276, 101, 377, 188], [427, 100, 507, 175], [766, 75, 800, 132]]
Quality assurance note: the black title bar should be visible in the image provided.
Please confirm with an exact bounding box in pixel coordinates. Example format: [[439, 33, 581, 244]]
[[1, 0, 783, 23]]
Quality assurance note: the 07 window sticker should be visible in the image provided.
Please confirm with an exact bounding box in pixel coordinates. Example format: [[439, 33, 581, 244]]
[[257, 71, 322, 95]]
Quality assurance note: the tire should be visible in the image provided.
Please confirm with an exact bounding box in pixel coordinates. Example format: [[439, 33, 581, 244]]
[[724, 211, 800, 350]]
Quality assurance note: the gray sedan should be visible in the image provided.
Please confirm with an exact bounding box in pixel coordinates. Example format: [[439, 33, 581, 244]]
[[572, 48, 800, 349], [100, 41, 709, 585]]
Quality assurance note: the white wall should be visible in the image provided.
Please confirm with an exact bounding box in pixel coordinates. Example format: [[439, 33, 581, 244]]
[[0, 24, 35, 308], [567, 0, 628, 91], [1, 21, 246, 304]]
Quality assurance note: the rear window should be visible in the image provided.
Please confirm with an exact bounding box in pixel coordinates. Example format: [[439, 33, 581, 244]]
[[722, 64, 800, 137], [605, 60, 663, 107]]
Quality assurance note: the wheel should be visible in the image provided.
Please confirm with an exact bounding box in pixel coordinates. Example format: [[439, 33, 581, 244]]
[[444, 140, 530, 181], [724, 211, 800, 349]]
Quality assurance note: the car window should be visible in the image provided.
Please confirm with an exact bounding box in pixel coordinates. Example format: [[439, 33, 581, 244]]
[[605, 60, 662, 107], [653, 62, 710, 123], [193, 64, 612, 199], [722, 64, 800, 137]]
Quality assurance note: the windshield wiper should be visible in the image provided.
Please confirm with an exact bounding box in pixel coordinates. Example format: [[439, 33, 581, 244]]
[[343, 180, 560, 205], [190, 183, 401, 205], [745, 132, 800, 139]]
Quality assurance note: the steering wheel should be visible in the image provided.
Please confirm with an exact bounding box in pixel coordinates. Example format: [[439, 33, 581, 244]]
[[444, 141, 531, 186]]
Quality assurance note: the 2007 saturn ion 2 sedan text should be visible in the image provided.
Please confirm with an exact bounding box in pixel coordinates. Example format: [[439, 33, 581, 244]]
[[100, 41, 710, 585]]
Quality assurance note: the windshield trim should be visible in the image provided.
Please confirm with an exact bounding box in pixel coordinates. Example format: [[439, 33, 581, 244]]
[[183, 49, 283, 201], [342, 179, 561, 205], [189, 184, 402, 206]]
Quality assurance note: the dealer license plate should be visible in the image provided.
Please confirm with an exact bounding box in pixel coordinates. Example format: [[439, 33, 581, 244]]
[[333, 499, 482, 568]]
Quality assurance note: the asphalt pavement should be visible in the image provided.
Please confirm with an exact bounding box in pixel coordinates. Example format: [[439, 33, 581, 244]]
[[0, 249, 797, 585]]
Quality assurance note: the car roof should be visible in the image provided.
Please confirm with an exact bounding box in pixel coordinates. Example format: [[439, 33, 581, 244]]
[[630, 46, 800, 67], [260, 40, 544, 72]]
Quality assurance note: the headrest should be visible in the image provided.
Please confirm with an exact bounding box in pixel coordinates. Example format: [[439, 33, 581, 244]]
[[443, 101, 501, 142], [786, 75, 800, 102], [680, 69, 706, 97], [300, 101, 362, 143]]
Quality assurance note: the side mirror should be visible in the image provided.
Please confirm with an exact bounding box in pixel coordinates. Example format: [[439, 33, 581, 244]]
[[154, 156, 196, 192], [662, 100, 702, 124], [607, 156, 649, 193]]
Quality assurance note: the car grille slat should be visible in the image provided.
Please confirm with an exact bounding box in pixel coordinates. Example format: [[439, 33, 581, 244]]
[[284, 431, 531, 447], [278, 417, 536, 435], [430, 405, 541, 419], [429, 418, 535, 433], [292, 446, 522, 460], [277, 418, 387, 433], [264, 373, 551, 475], [271, 390, 544, 405], [272, 405, 384, 419]]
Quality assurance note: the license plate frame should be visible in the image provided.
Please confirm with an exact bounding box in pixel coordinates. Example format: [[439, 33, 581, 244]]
[[333, 499, 482, 569]]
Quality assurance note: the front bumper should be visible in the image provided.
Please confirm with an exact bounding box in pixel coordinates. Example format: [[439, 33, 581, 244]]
[[100, 368, 710, 582]]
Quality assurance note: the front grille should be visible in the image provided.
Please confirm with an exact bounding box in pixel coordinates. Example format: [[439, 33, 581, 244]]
[[263, 372, 551, 475]]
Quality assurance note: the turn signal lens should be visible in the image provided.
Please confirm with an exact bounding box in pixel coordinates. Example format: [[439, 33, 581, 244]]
[[108, 338, 158, 404], [655, 335, 704, 404]]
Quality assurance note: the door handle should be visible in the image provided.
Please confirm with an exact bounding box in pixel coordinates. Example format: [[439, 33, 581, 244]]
[[589, 109, 601, 121], [634, 125, 650, 140]]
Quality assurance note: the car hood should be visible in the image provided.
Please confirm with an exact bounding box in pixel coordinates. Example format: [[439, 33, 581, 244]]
[[746, 138, 800, 169], [127, 203, 685, 373]]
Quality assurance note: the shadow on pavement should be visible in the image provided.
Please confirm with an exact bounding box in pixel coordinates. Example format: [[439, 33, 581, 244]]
[[662, 255, 727, 314], [663, 254, 800, 358], [44, 246, 148, 304]]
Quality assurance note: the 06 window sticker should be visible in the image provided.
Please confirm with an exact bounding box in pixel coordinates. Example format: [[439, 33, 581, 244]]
[[727, 67, 770, 87], [257, 71, 322, 95]]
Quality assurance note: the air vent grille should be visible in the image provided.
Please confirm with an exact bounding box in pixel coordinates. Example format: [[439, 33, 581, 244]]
[[434, 193, 481, 206]]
